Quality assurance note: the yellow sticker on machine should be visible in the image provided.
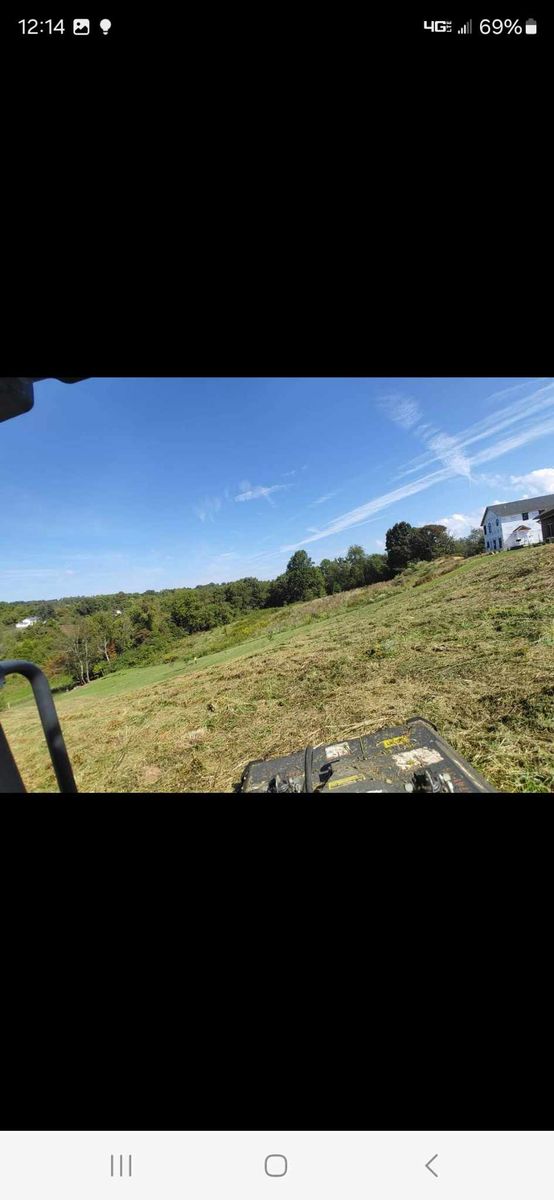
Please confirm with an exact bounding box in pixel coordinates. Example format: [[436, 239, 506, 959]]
[[381, 735, 410, 748], [328, 774, 366, 789]]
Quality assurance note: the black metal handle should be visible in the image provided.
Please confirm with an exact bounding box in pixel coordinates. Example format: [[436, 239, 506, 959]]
[[0, 660, 78, 793]]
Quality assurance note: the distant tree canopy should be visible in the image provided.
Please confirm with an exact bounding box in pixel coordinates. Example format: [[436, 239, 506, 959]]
[[319, 547, 390, 593], [385, 519, 484, 572], [223, 577, 270, 611], [170, 592, 233, 634], [454, 527, 484, 556]]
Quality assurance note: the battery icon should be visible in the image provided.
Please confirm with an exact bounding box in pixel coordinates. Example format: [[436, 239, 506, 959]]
[[525, 17, 537, 33]]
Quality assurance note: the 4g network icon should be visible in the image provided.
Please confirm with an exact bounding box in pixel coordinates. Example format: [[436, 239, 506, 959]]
[[423, 19, 453, 31]]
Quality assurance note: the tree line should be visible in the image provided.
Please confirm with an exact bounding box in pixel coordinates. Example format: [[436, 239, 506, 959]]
[[0, 523, 483, 693], [385, 521, 483, 572]]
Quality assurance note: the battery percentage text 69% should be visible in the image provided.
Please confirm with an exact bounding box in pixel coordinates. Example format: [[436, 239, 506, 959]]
[[480, 18, 522, 33]]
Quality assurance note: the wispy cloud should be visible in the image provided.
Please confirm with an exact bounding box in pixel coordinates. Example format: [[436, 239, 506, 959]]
[[241, 547, 290, 564], [469, 414, 554, 467], [0, 567, 72, 579], [235, 484, 287, 503], [193, 496, 222, 522], [426, 432, 473, 480], [473, 472, 507, 489], [310, 491, 339, 506], [397, 381, 554, 481], [282, 470, 296, 477], [380, 393, 471, 482], [485, 378, 549, 403], [380, 392, 422, 430]]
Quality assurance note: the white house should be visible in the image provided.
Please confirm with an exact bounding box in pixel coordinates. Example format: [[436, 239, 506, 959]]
[[480, 493, 554, 552], [15, 616, 39, 630]]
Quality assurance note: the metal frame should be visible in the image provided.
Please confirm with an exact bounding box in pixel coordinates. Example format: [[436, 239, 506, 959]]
[[0, 660, 78, 793]]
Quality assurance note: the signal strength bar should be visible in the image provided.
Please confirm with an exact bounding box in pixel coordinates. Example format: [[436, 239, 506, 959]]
[[457, 18, 472, 33]]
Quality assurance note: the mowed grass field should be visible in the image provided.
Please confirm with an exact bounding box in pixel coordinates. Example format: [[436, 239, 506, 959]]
[[2, 546, 554, 793]]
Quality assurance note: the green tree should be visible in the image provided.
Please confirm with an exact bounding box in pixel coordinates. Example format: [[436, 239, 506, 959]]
[[319, 559, 338, 595], [346, 545, 367, 588], [112, 610, 132, 654], [464, 527, 485, 556], [0, 624, 17, 661], [128, 596, 169, 645], [283, 550, 325, 603], [409, 524, 456, 561], [266, 574, 289, 607], [363, 553, 390, 584], [74, 595, 103, 616], [35, 601, 56, 621], [223, 576, 270, 613], [170, 592, 233, 634], [88, 610, 116, 663], [386, 521, 414, 573], [59, 618, 95, 685]]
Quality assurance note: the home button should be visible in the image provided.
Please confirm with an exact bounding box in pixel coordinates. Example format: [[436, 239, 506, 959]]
[[265, 1155, 288, 1177]]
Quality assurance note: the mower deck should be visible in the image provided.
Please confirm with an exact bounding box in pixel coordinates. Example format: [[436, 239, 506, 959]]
[[239, 716, 495, 793]]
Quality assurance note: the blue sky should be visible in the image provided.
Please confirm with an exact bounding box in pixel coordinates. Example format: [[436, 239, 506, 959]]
[[2, 376, 554, 601]]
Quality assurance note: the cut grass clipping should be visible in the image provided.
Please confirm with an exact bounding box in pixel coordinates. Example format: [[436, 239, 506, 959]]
[[2, 546, 553, 793]]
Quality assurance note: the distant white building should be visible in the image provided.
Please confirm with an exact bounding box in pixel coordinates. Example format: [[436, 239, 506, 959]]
[[480, 493, 554, 552], [15, 616, 39, 630]]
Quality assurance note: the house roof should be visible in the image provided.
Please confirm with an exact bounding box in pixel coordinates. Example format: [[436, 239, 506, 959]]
[[535, 506, 554, 522], [512, 525, 531, 532], [481, 494, 554, 525]]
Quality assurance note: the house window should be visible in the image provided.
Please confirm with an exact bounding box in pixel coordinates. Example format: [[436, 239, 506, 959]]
[[493, 538, 497, 549], [488, 522, 492, 533], [496, 518, 499, 526], [522, 511, 528, 521]]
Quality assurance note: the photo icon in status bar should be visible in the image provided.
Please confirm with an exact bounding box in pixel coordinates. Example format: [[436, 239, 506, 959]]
[[72, 18, 112, 34]]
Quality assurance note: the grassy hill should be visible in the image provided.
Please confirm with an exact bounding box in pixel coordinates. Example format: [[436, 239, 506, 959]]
[[2, 546, 554, 793]]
